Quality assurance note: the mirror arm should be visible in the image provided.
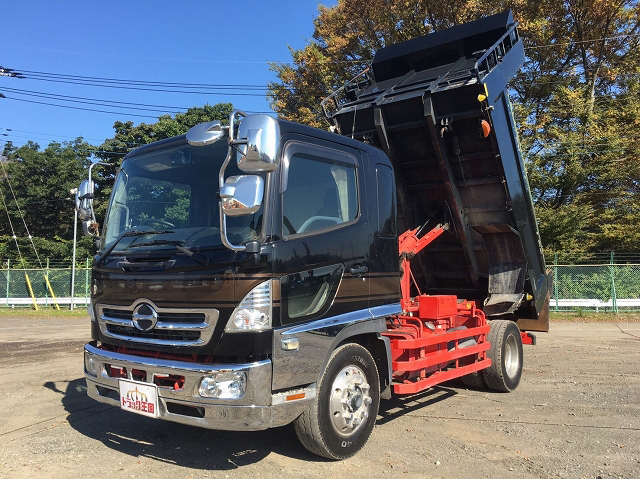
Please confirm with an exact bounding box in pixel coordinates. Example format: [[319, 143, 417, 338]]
[[84, 161, 111, 237], [218, 110, 248, 252]]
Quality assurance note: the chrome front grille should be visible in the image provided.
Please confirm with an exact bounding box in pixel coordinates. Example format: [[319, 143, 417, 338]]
[[96, 300, 218, 347]]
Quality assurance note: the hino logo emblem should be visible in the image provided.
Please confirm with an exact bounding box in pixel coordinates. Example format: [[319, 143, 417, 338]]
[[132, 303, 158, 332]]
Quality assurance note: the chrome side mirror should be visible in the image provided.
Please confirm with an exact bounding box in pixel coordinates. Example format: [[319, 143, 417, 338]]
[[75, 179, 94, 221], [186, 121, 225, 146], [220, 175, 264, 216], [75, 161, 110, 238], [233, 114, 280, 173]]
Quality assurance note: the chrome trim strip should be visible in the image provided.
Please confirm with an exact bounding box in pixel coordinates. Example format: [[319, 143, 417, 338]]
[[96, 298, 218, 347], [369, 302, 402, 318], [101, 316, 133, 326], [154, 322, 209, 331], [97, 332, 205, 347], [282, 307, 373, 335], [86, 342, 265, 375], [271, 384, 317, 405]]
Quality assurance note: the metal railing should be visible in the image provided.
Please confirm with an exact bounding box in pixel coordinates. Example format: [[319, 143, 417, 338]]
[[549, 252, 640, 312], [0, 258, 92, 309]]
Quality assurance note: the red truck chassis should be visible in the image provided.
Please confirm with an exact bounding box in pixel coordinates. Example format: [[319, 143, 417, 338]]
[[384, 224, 530, 395]]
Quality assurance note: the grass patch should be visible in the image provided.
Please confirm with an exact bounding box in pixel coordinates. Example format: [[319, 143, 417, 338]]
[[0, 307, 87, 319], [550, 311, 640, 322]]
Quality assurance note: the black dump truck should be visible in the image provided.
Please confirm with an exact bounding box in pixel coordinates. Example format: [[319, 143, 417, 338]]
[[76, 11, 549, 459]]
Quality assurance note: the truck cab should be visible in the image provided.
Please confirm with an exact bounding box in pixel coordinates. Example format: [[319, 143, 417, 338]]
[[81, 113, 397, 453]]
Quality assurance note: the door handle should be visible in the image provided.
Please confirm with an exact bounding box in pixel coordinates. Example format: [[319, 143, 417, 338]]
[[349, 265, 368, 276]]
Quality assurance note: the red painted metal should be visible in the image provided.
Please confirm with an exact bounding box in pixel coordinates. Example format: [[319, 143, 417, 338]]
[[387, 226, 493, 395], [383, 296, 491, 395], [393, 358, 490, 394], [398, 225, 446, 311], [521, 331, 536, 345]]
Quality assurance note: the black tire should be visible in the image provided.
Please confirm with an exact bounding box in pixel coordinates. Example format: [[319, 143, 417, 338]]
[[294, 343, 380, 460], [482, 320, 523, 392], [461, 371, 486, 389]]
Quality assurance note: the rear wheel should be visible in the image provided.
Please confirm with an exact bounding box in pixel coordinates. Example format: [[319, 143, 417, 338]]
[[482, 320, 523, 392], [294, 343, 380, 460]]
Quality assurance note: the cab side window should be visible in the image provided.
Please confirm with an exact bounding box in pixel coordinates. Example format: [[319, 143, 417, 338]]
[[282, 149, 358, 236]]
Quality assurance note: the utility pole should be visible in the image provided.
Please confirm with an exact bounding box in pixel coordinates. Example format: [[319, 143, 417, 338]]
[[70, 188, 78, 310]]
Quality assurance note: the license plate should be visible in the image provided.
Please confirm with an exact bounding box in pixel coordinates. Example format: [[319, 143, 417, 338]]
[[119, 379, 158, 418]]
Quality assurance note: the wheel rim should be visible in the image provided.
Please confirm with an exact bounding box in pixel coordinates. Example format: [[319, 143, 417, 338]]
[[504, 333, 521, 379], [329, 365, 373, 437]]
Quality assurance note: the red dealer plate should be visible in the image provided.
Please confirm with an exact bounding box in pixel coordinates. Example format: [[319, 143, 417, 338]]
[[119, 379, 159, 418]]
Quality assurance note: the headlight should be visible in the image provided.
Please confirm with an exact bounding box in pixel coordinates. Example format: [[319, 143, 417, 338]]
[[84, 353, 97, 377], [198, 371, 246, 399], [226, 280, 272, 332]]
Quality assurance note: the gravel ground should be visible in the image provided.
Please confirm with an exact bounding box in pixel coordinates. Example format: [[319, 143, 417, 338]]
[[0, 317, 638, 479]]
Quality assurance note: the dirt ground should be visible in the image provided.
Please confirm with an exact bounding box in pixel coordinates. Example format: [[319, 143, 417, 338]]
[[0, 317, 638, 479]]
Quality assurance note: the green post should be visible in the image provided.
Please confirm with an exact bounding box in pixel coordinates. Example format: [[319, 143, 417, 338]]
[[85, 257, 90, 306], [5, 259, 9, 306], [554, 252, 559, 311], [610, 251, 618, 313]]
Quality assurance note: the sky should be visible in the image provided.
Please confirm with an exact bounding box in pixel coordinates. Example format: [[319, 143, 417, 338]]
[[0, 1, 334, 150]]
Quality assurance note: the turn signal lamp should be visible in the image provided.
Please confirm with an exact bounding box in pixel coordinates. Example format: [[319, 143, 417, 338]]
[[226, 281, 272, 332]]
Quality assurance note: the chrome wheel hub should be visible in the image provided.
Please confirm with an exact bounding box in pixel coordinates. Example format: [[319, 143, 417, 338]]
[[329, 365, 372, 436], [504, 334, 521, 379]]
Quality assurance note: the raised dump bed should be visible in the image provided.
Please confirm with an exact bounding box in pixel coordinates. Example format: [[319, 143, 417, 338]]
[[323, 11, 550, 330]]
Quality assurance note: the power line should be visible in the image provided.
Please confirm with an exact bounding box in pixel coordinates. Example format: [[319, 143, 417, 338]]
[[15, 64, 640, 89], [15, 75, 270, 96], [1, 87, 184, 114], [3, 96, 160, 118], [0, 161, 43, 267], [16, 69, 267, 89], [1, 86, 189, 110]]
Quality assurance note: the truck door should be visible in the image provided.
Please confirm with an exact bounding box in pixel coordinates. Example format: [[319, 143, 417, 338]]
[[271, 137, 371, 391]]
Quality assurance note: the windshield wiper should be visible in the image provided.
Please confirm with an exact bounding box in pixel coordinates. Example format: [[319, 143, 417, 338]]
[[97, 229, 174, 268], [128, 239, 211, 266]]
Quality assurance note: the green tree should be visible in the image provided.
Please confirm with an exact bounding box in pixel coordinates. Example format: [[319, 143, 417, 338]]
[[0, 138, 93, 262], [0, 139, 93, 237]]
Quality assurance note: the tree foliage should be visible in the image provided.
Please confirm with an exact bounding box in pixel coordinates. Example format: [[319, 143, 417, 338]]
[[267, 0, 640, 254], [0, 103, 234, 263], [0, 139, 94, 262]]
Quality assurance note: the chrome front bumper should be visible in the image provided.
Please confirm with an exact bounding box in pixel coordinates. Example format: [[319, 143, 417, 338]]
[[84, 342, 314, 431]]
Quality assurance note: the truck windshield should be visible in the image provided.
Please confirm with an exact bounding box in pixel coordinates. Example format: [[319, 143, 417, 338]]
[[100, 139, 262, 252]]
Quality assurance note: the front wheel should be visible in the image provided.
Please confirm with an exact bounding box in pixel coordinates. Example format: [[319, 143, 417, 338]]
[[294, 343, 380, 459], [482, 320, 523, 392]]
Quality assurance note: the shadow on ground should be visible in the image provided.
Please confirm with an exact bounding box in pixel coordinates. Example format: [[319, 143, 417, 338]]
[[377, 384, 458, 425], [44, 378, 319, 469], [44, 377, 466, 468]]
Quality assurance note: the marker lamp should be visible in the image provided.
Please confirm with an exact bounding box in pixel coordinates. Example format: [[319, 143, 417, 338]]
[[226, 280, 272, 332]]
